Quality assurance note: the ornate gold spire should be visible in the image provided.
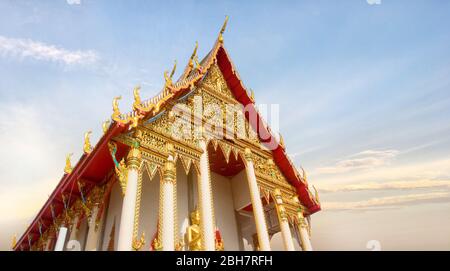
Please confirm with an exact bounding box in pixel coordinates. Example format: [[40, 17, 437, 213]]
[[83, 131, 93, 154], [64, 153, 73, 174], [219, 16, 229, 43]]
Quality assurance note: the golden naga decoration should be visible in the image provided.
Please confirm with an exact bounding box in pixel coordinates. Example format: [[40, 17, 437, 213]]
[[218, 15, 229, 43], [164, 60, 177, 89], [132, 232, 145, 251], [186, 208, 202, 251], [83, 131, 93, 154], [133, 85, 155, 113], [64, 153, 73, 174], [249, 88, 255, 103], [313, 185, 320, 204], [108, 141, 128, 196], [194, 54, 201, 71], [112, 96, 123, 121], [189, 41, 199, 68], [102, 119, 111, 134], [279, 133, 285, 149], [112, 96, 142, 127], [77, 181, 92, 218], [300, 166, 308, 184]]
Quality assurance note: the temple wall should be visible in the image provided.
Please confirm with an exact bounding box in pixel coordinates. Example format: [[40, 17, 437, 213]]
[[101, 181, 123, 251], [230, 170, 251, 210], [139, 167, 160, 250], [77, 218, 88, 250], [176, 161, 190, 247], [211, 172, 240, 250]]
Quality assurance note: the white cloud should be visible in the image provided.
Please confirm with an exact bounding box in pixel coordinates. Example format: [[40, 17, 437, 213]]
[[367, 0, 382, 5], [66, 0, 81, 5], [316, 149, 399, 174], [319, 179, 450, 193], [323, 192, 450, 211], [0, 35, 97, 65]]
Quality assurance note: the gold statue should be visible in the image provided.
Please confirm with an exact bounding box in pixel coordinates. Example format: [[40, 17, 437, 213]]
[[64, 153, 73, 174], [108, 141, 128, 196], [83, 131, 92, 154], [186, 208, 202, 251]]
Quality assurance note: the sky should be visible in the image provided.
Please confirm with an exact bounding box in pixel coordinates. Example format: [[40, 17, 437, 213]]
[[1, 0, 450, 251]]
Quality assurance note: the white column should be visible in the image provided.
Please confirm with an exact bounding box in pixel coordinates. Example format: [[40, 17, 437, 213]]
[[54, 226, 68, 251], [297, 212, 313, 251], [198, 139, 216, 251], [273, 188, 295, 251], [117, 146, 141, 251], [160, 144, 176, 251], [244, 148, 271, 251], [84, 205, 100, 251], [68, 215, 79, 242]]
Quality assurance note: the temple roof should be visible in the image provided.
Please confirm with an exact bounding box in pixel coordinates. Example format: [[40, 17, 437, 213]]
[[14, 18, 320, 251]]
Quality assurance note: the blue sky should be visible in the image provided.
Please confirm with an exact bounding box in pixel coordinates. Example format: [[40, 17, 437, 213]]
[[1, 0, 450, 250]]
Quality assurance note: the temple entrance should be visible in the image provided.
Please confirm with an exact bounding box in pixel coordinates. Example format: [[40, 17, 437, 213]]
[[207, 141, 258, 251]]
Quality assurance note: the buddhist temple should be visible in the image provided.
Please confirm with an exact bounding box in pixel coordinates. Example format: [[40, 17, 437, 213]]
[[13, 17, 321, 251]]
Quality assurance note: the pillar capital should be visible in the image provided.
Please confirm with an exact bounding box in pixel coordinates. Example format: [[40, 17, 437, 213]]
[[244, 148, 252, 161], [126, 146, 141, 170], [163, 158, 176, 184]]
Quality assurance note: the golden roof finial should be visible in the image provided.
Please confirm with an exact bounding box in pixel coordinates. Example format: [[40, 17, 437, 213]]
[[169, 60, 177, 79], [11, 234, 17, 250], [83, 131, 93, 154], [133, 85, 142, 109], [102, 119, 111, 134], [64, 153, 73, 174], [313, 185, 320, 204], [279, 133, 285, 149], [219, 15, 229, 43], [249, 88, 255, 102], [301, 166, 307, 182], [194, 54, 201, 70], [189, 41, 199, 68], [112, 96, 122, 120], [164, 60, 177, 88]]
